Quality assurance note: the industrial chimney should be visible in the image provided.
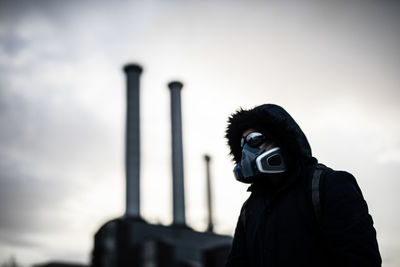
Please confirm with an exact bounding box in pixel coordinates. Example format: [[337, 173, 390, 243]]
[[124, 64, 142, 218], [204, 154, 214, 232], [168, 81, 186, 226]]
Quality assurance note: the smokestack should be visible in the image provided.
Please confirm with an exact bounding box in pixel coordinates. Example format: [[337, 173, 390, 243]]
[[204, 154, 214, 232], [168, 81, 186, 226], [123, 64, 142, 218]]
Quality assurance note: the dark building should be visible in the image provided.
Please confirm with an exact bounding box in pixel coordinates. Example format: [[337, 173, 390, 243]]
[[33, 262, 88, 267], [92, 64, 232, 267], [92, 218, 232, 267]]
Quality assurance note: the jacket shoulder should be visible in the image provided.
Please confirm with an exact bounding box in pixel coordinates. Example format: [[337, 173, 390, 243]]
[[319, 167, 370, 229], [316, 167, 382, 266], [322, 168, 363, 198]]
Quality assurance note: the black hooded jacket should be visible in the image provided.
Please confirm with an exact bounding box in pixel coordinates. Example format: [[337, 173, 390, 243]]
[[225, 104, 381, 267]]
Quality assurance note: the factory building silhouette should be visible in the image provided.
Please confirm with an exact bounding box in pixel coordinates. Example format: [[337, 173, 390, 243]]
[[91, 64, 232, 267]]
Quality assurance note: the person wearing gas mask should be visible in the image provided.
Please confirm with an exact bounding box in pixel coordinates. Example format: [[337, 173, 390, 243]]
[[224, 104, 381, 267]]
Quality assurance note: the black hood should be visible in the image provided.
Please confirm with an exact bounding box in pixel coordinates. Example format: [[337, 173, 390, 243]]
[[226, 104, 313, 166]]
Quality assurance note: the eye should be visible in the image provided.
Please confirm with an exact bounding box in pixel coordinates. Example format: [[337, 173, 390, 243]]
[[244, 132, 265, 148], [248, 135, 264, 147]]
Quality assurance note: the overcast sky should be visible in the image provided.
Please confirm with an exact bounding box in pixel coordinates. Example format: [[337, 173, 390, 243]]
[[0, 0, 399, 266]]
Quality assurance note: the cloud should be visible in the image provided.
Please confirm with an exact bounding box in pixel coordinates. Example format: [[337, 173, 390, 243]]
[[0, 67, 123, 265], [377, 147, 400, 164]]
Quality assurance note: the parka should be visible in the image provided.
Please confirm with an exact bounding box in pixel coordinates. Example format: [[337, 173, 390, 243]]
[[225, 104, 381, 267]]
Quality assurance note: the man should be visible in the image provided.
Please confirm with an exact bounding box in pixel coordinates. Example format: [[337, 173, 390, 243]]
[[224, 104, 381, 267]]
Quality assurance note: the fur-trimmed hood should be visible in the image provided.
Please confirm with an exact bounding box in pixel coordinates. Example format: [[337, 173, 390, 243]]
[[225, 104, 313, 165]]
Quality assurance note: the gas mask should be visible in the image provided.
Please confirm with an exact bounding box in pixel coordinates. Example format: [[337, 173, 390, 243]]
[[233, 132, 286, 183]]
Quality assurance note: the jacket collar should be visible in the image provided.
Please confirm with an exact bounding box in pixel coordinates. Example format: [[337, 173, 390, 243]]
[[247, 158, 317, 202]]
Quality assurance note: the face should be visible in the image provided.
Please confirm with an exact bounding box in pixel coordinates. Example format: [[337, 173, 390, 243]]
[[242, 129, 274, 151], [234, 128, 287, 184]]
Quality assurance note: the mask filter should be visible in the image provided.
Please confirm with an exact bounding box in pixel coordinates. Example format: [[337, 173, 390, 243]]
[[256, 147, 286, 173]]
